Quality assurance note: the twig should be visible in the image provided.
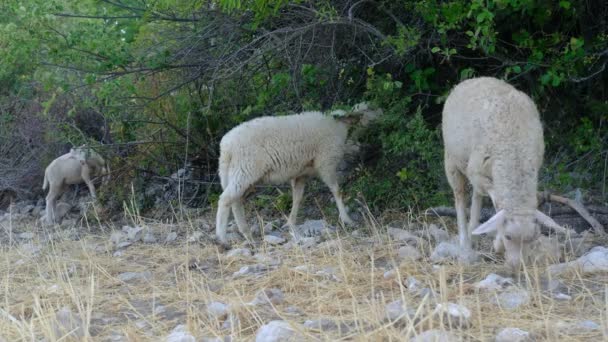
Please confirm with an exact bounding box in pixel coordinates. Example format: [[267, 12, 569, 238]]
[[538, 192, 605, 235]]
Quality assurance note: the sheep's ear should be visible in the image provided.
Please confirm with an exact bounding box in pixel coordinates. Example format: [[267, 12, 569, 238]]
[[472, 209, 505, 235], [535, 210, 570, 234]]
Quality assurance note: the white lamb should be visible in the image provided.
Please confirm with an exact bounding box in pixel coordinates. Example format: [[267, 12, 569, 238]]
[[43, 145, 110, 224], [442, 77, 566, 269], [215, 103, 381, 245]]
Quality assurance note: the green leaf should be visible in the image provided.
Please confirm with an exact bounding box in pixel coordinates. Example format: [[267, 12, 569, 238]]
[[431, 46, 441, 53]]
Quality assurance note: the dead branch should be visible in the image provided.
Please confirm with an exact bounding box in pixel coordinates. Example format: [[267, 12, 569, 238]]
[[538, 192, 605, 235]]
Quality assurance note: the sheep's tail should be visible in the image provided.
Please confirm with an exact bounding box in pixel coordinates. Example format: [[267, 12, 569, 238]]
[[42, 171, 48, 191], [218, 149, 231, 190]]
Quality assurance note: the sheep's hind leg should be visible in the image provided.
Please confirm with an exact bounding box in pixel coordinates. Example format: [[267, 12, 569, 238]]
[[216, 181, 249, 245], [319, 169, 354, 226], [232, 200, 253, 243], [445, 160, 470, 252], [285, 177, 306, 228], [45, 184, 62, 225]]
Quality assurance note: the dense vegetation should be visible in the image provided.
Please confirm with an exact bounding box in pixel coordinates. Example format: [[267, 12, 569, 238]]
[[0, 0, 606, 215]]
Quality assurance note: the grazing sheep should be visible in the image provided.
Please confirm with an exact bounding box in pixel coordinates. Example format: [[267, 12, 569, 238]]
[[215, 103, 381, 245], [43, 145, 109, 224], [442, 77, 566, 268]]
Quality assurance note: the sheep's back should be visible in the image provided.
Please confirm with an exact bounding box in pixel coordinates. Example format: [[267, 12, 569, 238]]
[[220, 112, 348, 183], [442, 77, 544, 167]]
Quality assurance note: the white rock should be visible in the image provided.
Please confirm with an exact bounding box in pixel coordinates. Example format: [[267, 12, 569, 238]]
[[18, 232, 35, 240], [430, 241, 479, 263], [255, 321, 300, 342], [557, 320, 601, 334], [387, 228, 420, 245], [383, 269, 397, 280], [226, 248, 252, 258], [207, 301, 229, 319], [110, 231, 128, 246], [251, 288, 285, 306], [165, 324, 196, 342], [475, 273, 514, 292], [428, 224, 450, 243], [264, 235, 286, 245], [385, 299, 414, 321], [233, 264, 269, 277], [293, 220, 336, 238], [254, 253, 281, 266], [165, 232, 178, 243], [303, 318, 348, 332], [315, 267, 341, 282], [143, 231, 157, 243], [117, 271, 152, 283], [398, 245, 422, 261], [434, 302, 471, 328], [549, 246, 608, 276], [123, 225, 144, 242], [406, 276, 422, 293], [410, 329, 457, 342], [495, 327, 532, 342], [552, 293, 572, 301], [187, 231, 204, 243], [492, 288, 530, 310], [293, 265, 313, 273], [53, 307, 86, 338]]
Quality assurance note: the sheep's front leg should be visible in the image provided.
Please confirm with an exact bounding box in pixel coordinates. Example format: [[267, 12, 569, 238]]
[[80, 162, 97, 200], [319, 169, 354, 226], [232, 200, 253, 242], [286, 177, 306, 228], [468, 189, 483, 245]]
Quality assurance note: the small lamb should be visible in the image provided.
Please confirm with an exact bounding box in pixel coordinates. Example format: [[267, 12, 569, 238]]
[[43, 145, 110, 224], [215, 103, 381, 245], [442, 77, 565, 268]]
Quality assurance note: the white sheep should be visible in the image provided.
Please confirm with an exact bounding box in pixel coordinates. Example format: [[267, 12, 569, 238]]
[[442, 77, 566, 268], [215, 103, 381, 244], [43, 145, 110, 224]]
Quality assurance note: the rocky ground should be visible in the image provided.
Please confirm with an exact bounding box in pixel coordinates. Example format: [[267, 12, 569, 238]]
[[1, 201, 608, 341]]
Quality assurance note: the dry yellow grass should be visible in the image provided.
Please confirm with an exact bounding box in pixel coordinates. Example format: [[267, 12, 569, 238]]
[[0, 210, 607, 341]]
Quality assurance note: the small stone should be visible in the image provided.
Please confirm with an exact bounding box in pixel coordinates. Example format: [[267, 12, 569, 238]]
[[398, 245, 422, 261], [143, 231, 157, 244], [18, 232, 35, 240], [406, 276, 422, 293], [383, 269, 397, 280], [165, 232, 178, 243], [117, 271, 152, 283], [207, 301, 229, 319], [293, 265, 313, 273], [385, 300, 414, 321], [475, 273, 514, 292], [255, 321, 300, 342], [110, 231, 128, 246], [250, 288, 285, 306], [410, 329, 457, 342], [226, 248, 252, 258], [387, 228, 420, 245], [315, 267, 341, 282], [233, 264, 269, 277], [55, 202, 73, 221], [165, 324, 195, 342], [254, 253, 281, 266], [552, 293, 572, 301], [284, 306, 304, 316], [123, 225, 144, 242], [495, 327, 532, 342], [187, 231, 204, 243], [434, 302, 471, 328], [117, 241, 133, 249], [264, 235, 286, 245], [53, 307, 86, 338], [427, 224, 450, 243], [430, 242, 479, 263], [303, 318, 349, 333], [20, 204, 35, 215], [293, 220, 336, 238], [492, 288, 530, 310]]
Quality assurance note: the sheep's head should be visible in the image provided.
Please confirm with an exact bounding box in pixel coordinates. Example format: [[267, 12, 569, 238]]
[[332, 102, 382, 127], [472, 209, 564, 270]]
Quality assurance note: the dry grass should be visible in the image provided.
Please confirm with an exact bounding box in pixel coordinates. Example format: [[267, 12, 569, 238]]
[[0, 210, 607, 341]]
